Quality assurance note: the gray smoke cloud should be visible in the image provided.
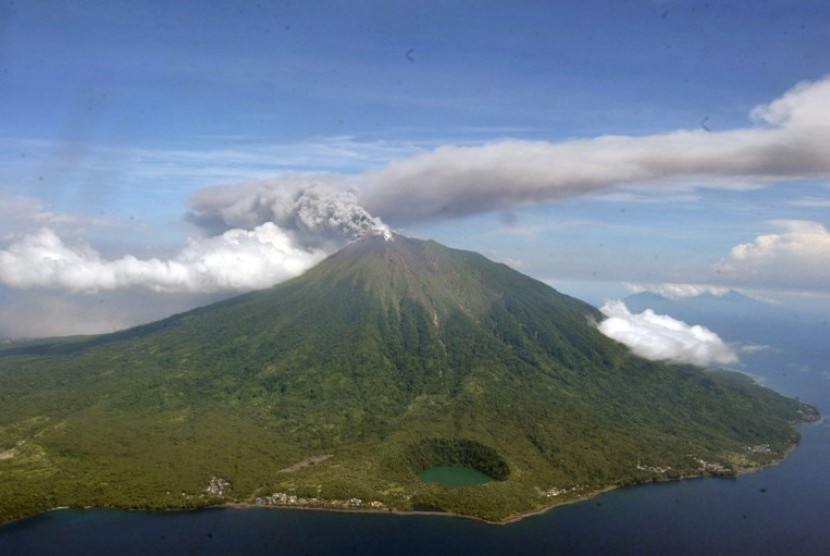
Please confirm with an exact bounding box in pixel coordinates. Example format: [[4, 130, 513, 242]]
[[359, 76, 830, 224], [186, 175, 390, 248], [182, 77, 830, 232]]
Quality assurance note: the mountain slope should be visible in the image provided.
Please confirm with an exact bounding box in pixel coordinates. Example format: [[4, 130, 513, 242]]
[[0, 234, 816, 522]]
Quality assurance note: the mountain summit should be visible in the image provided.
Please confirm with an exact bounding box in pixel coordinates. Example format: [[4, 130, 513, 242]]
[[0, 234, 816, 522]]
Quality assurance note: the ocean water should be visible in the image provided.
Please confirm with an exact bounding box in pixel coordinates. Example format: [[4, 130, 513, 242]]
[[2, 317, 828, 555]]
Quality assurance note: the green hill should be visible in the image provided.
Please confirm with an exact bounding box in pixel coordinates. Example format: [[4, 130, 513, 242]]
[[0, 234, 817, 522]]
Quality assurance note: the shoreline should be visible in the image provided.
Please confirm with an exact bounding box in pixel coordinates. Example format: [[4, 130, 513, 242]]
[[1, 424, 815, 528], [219, 433, 809, 526], [0, 455, 800, 529]]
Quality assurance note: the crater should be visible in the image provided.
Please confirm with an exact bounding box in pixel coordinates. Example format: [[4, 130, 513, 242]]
[[405, 438, 509, 486]]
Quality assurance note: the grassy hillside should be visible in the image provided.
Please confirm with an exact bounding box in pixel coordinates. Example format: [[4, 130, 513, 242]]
[[0, 234, 817, 522]]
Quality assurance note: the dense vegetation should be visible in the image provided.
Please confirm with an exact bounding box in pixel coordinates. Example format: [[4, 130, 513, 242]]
[[0, 234, 817, 523]]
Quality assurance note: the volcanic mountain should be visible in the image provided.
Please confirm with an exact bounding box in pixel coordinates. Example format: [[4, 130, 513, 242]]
[[0, 234, 816, 522]]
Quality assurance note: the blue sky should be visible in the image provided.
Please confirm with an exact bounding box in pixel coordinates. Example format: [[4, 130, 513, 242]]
[[1, 0, 829, 338]]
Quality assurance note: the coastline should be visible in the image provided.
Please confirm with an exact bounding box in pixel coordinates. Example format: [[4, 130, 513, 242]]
[[3, 423, 828, 556], [0, 455, 801, 530], [218, 431, 811, 526], [1, 423, 816, 529]]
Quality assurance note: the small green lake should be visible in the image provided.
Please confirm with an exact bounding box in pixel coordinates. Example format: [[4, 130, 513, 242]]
[[418, 466, 494, 487]]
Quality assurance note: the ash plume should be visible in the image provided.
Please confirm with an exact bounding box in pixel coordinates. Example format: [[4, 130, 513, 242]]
[[186, 175, 390, 249]]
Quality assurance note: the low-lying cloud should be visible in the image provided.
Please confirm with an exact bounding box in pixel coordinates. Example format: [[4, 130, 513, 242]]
[[0, 225, 326, 293], [597, 300, 738, 367]]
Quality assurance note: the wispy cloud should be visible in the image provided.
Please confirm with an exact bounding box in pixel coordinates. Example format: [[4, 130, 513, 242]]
[[2, 135, 428, 198], [0, 191, 107, 235], [788, 195, 830, 208], [737, 343, 773, 355]]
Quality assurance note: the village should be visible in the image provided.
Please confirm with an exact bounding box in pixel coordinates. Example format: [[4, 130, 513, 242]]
[[253, 492, 387, 512], [199, 475, 388, 512], [540, 484, 590, 498]]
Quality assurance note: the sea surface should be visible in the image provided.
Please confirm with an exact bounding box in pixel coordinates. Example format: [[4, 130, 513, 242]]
[[1, 314, 828, 555]]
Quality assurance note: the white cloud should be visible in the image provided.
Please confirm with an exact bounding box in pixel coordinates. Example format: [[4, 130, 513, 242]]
[[597, 300, 739, 367], [0, 224, 325, 293], [750, 77, 830, 128], [716, 220, 830, 290]]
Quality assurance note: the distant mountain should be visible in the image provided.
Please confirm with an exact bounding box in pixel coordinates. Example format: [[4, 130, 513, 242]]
[[623, 290, 830, 406], [623, 290, 781, 341], [0, 234, 816, 523], [623, 290, 826, 343]]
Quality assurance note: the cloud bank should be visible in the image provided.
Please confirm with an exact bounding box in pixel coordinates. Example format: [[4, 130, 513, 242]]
[[597, 300, 738, 367]]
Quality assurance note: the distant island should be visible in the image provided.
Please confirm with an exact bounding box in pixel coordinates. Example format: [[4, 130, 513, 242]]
[[0, 234, 818, 523]]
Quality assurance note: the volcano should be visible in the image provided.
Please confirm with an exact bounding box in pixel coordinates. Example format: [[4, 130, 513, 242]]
[[0, 234, 816, 522]]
